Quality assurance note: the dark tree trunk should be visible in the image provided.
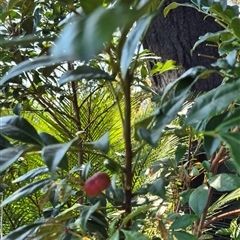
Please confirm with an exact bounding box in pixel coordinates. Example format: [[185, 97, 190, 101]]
[[143, 0, 223, 94]]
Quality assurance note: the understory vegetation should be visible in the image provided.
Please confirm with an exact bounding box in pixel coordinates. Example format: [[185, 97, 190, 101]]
[[0, 0, 240, 239]]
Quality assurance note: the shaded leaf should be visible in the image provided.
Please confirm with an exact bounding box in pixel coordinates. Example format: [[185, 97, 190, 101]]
[[121, 230, 150, 240], [2, 223, 42, 240], [170, 214, 199, 229], [121, 14, 154, 79], [0, 134, 12, 150], [0, 56, 62, 86], [220, 132, 240, 173], [208, 173, 240, 191], [148, 179, 166, 199], [189, 184, 208, 216], [84, 132, 109, 154], [41, 137, 78, 176], [186, 79, 240, 125], [1, 178, 52, 207], [59, 65, 114, 85], [77, 202, 100, 232], [12, 166, 49, 183], [121, 205, 151, 227], [0, 116, 43, 145], [173, 231, 197, 240], [231, 17, 240, 38], [0, 146, 41, 173]]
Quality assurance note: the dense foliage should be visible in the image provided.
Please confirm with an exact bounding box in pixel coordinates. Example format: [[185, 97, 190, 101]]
[[0, 0, 240, 239]]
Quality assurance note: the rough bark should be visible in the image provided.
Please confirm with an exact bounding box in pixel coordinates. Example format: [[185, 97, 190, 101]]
[[143, 0, 223, 94]]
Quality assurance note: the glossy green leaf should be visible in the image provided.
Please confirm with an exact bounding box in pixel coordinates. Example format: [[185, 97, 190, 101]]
[[208, 173, 240, 191], [0, 146, 41, 173], [220, 132, 240, 173], [84, 132, 109, 154], [81, 162, 91, 181], [189, 184, 208, 216], [148, 179, 166, 199], [180, 189, 194, 205], [59, 65, 114, 85], [81, 0, 103, 13], [164, 2, 181, 17], [121, 14, 154, 79], [0, 134, 12, 150], [1, 178, 52, 207], [121, 230, 150, 240], [12, 166, 49, 183], [0, 116, 43, 145], [41, 137, 78, 176], [2, 223, 42, 240], [77, 201, 100, 232], [170, 214, 198, 229], [135, 115, 155, 141], [186, 79, 240, 125], [231, 17, 240, 39], [173, 231, 197, 240]]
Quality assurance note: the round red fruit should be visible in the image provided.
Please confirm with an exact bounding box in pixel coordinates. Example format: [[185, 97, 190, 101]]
[[83, 172, 110, 197]]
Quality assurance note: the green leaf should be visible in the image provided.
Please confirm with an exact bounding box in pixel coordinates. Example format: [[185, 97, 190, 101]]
[[84, 132, 109, 154], [203, 135, 220, 158], [1, 178, 52, 207], [173, 231, 197, 240], [12, 166, 49, 183], [77, 202, 100, 232], [170, 214, 199, 229], [164, 2, 181, 17], [2, 223, 42, 240], [180, 189, 194, 205], [0, 56, 61, 86], [0, 134, 12, 150], [189, 184, 209, 217], [186, 79, 240, 125], [191, 30, 230, 53], [82, 162, 91, 181], [0, 146, 41, 173], [39, 132, 61, 146], [135, 114, 155, 141], [121, 14, 154, 79], [110, 230, 120, 240], [0, 116, 43, 145], [216, 108, 240, 131], [220, 132, 240, 173], [148, 179, 166, 199], [59, 66, 114, 85], [41, 137, 78, 176], [121, 230, 150, 240], [7, 0, 22, 10], [51, 6, 137, 61], [231, 17, 240, 39], [208, 173, 240, 191], [175, 144, 187, 165], [120, 205, 151, 227]]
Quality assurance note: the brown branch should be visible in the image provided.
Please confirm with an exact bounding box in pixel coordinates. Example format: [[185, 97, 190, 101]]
[[204, 209, 240, 228], [123, 72, 133, 229]]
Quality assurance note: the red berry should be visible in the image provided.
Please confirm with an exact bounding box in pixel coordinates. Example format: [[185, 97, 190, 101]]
[[84, 172, 110, 197]]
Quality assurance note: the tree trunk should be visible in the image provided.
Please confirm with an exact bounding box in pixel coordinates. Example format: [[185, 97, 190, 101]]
[[143, 0, 223, 94]]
